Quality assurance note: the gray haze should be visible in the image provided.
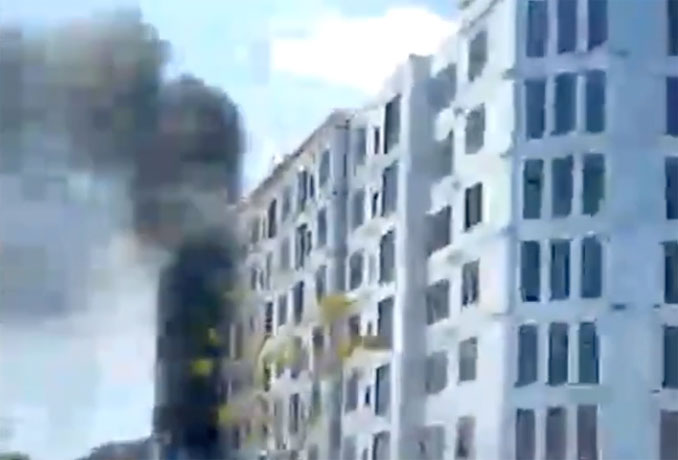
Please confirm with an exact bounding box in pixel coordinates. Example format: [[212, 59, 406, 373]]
[[0, 9, 244, 458]]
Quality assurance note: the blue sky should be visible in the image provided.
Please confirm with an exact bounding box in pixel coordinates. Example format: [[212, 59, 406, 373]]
[[0, 0, 455, 458]]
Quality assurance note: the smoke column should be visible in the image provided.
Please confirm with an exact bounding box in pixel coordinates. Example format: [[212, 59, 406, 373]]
[[0, 9, 244, 459]]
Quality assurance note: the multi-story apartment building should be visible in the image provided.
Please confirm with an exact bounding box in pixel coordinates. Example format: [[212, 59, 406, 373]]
[[227, 111, 351, 460], [233, 1, 678, 459]]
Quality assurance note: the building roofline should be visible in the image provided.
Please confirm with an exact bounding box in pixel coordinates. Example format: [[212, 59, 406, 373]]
[[238, 109, 351, 210]]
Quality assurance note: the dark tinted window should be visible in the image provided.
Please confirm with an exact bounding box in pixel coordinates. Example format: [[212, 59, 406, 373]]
[[557, 0, 577, 53], [587, 0, 608, 50], [517, 324, 538, 386], [527, 1, 548, 57], [585, 71, 606, 133], [525, 79, 546, 139], [550, 239, 571, 300], [554, 73, 576, 135], [523, 159, 543, 219], [520, 241, 541, 302]]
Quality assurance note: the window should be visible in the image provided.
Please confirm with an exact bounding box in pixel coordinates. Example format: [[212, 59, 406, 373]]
[[250, 266, 259, 290], [262, 253, 272, 289], [587, 0, 607, 50], [553, 73, 576, 135], [523, 159, 544, 219], [670, 0, 678, 55], [293, 281, 304, 324], [315, 265, 327, 301], [664, 325, 678, 388], [665, 241, 678, 303], [308, 445, 319, 460], [282, 186, 292, 221], [378, 297, 394, 346], [579, 322, 599, 384], [552, 156, 573, 217], [234, 322, 244, 359], [295, 224, 311, 268], [258, 268, 265, 291], [384, 95, 401, 153], [464, 183, 483, 231], [576, 405, 598, 460], [289, 336, 303, 378], [459, 337, 478, 382], [264, 302, 273, 337], [517, 324, 538, 386], [232, 427, 240, 450], [455, 416, 475, 460], [426, 280, 450, 325], [280, 237, 290, 270], [297, 170, 309, 211], [343, 436, 357, 460], [351, 189, 365, 229], [434, 130, 454, 177], [583, 154, 605, 215], [465, 105, 485, 154], [345, 370, 359, 412], [525, 79, 546, 139], [267, 199, 277, 238], [442, 64, 458, 103], [515, 409, 535, 460], [373, 431, 390, 460], [309, 174, 316, 199], [468, 29, 488, 82], [661, 410, 678, 460], [668, 158, 678, 219], [379, 230, 396, 283], [312, 326, 324, 353], [349, 251, 364, 290], [585, 71, 606, 133], [382, 162, 398, 216], [371, 190, 381, 217], [430, 65, 458, 112], [353, 127, 367, 169], [373, 127, 381, 155], [418, 425, 445, 460], [548, 322, 569, 385], [289, 393, 301, 434], [527, 0, 548, 58], [249, 217, 260, 245], [581, 236, 602, 298], [520, 241, 541, 302], [462, 260, 480, 306], [425, 351, 448, 394], [317, 208, 328, 247], [427, 206, 452, 255], [545, 407, 566, 460], [375, 364, 391, 416], [557, 0, 577, 53], [348, 315, 361, 344], [262, 364, 271, 392], [319, 149, 330, 186], [277, 294, 288, 327], [668, 78, 678, 136]]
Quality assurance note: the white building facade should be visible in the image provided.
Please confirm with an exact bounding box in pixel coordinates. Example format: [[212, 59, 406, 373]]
[[233, 1, 678, 459]]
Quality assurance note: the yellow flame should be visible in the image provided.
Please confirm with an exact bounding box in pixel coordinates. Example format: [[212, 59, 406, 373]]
[[318, 294, 355, 324], [190, 358, 214, 377], [207, 328, 220, 345]]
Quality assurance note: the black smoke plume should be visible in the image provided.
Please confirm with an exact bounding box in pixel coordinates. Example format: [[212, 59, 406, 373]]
[[0, 9, 244, 459]]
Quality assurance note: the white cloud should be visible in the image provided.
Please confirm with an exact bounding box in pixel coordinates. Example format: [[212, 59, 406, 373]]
[[270, 7, 457, 93]]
